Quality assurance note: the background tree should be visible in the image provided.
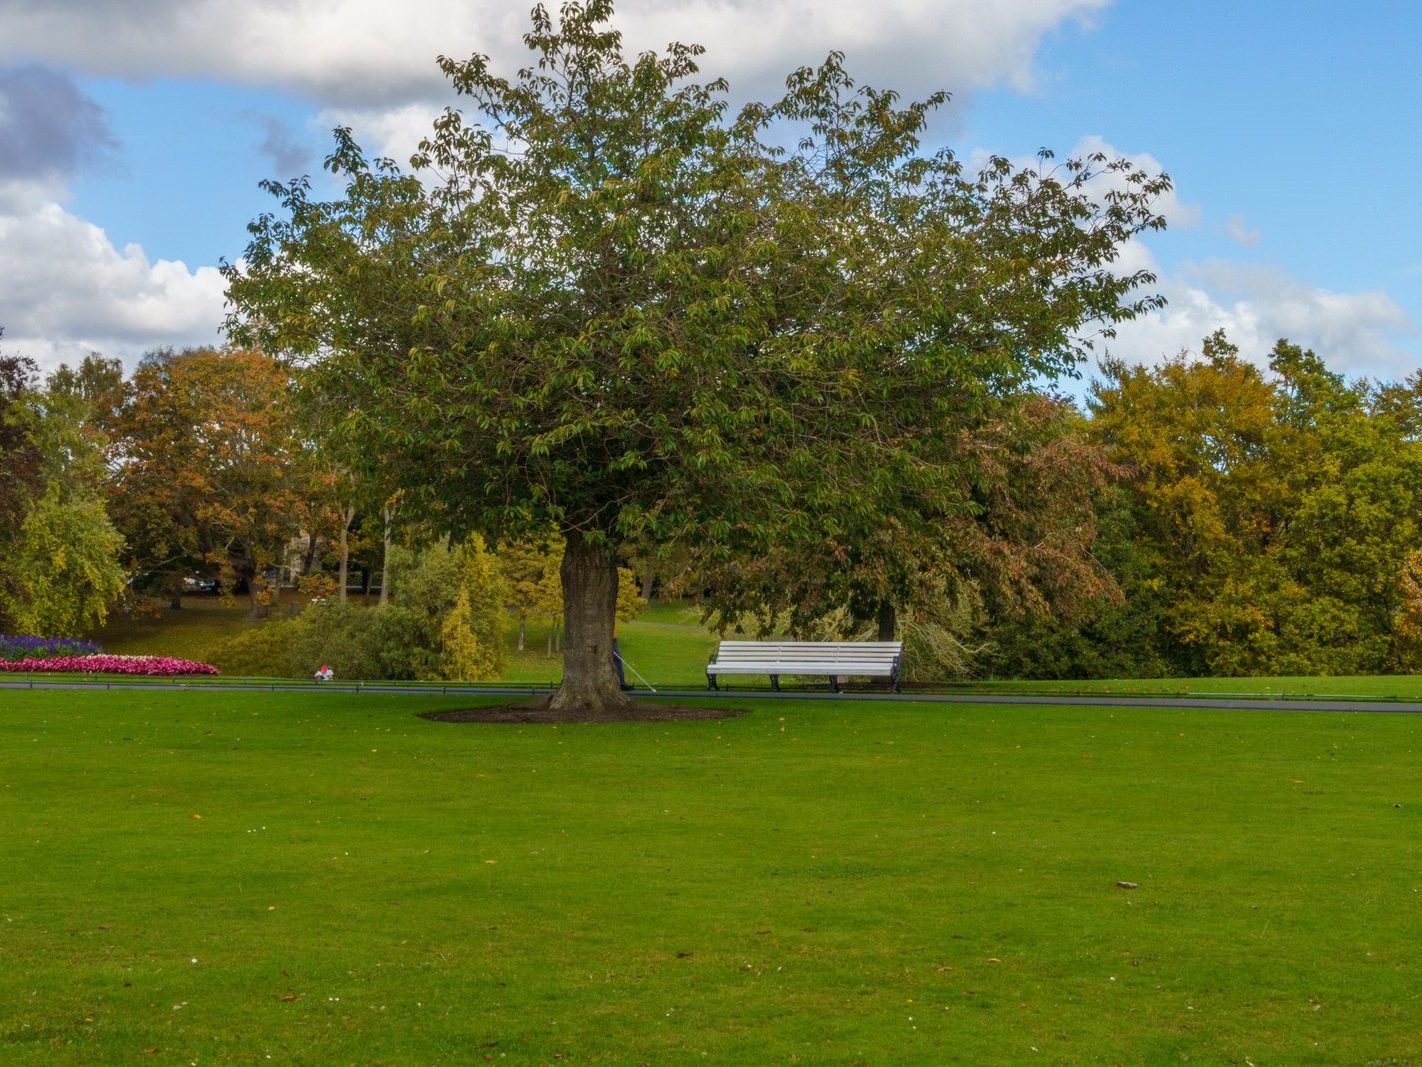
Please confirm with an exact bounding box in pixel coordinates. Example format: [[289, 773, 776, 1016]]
[[0, 483, 125, 634], [440, 534, 511, 680], [0, 336, 45, 624], [500, 533, 563, 651], [1087, 332, 1422, 676], [693, 392, 1121, 666], [110, 348, 312, 617], [226, 1, 1169, 715], [0, 338, 125, 634]]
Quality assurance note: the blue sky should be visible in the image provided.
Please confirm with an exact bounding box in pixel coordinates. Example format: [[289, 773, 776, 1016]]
[[2, 0, 1417, 380]]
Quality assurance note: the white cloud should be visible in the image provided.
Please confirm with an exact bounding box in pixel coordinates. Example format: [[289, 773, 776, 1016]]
[[0, 0, 1108, 109], [0, 180, 226, 372], [1225, 212, 1260, 247], [1102, 250, 1417, 379], [314, 103, 445, 172], [967, 135, 1200, 232], [1070, 134, 1200, 230]]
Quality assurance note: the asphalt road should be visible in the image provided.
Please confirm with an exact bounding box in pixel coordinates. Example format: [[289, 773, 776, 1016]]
[[6, 677, 1422, 713]]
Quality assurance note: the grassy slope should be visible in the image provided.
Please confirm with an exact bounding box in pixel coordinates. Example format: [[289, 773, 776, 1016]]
[[2, 689, 1419, 1063], [88, 596, 269, 664], [90, 598, 1422, 696]]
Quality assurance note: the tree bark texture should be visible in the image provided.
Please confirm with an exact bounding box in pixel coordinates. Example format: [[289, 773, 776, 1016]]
[[379, 502, 395, 607], [549, 530, 634, 716], [338, 504, 355, 602], [232, 552, 265, 619]]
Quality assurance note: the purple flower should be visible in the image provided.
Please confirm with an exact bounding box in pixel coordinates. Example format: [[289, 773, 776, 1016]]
[[0, 634, 103, 661]]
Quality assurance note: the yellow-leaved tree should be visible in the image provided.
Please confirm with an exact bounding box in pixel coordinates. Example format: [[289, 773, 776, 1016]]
[[439, 534, 509, 681]]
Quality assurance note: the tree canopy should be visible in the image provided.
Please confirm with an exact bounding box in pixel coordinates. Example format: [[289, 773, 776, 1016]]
[[109, 348, 317, 616], [0, 339, 126, 634], [984, 332, 1422, 680], [226, 0, 1170, 714]]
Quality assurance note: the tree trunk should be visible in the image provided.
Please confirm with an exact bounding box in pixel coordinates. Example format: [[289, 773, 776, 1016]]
[[338, 503, 355, 602], [233, 553, 265, 619], [517, 617, 526, 652], [548, 530, 634, 717], [640, 566, 656, 602], [876, 598, 897, 642], [379, 502, 395, 607]]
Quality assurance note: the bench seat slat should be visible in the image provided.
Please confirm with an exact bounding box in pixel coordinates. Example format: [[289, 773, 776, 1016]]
[[707, 640, 903, 691], [708, 666, 896, 672]]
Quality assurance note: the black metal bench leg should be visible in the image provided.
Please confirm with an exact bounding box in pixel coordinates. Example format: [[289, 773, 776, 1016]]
[[770, 675, 780, 692]]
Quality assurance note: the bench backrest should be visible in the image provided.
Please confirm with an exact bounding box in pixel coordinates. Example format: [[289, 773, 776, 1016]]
[[712, 640, 902, 669]]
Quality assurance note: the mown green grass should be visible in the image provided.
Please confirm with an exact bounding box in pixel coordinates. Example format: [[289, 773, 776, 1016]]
[[2, 689, 1419, 1062], [971, 675, 1422, 699]]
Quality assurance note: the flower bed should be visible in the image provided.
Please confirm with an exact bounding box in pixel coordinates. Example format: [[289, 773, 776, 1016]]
[[0, 635, 103, 661], [0, 654, 219, 676]]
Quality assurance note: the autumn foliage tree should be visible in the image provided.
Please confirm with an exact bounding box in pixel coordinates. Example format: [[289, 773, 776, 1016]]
[[226, 1, 1169, 715], [1085, 332, 1422, 676], [695, 392, 1121, 660], [110, 348, 315, 617]]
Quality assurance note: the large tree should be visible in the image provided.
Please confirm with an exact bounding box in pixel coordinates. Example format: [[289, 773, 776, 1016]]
[[110, 348, 314, 617], [1089, 332, 1422, 675], [0, 334, 43, 579], [0, 343, 126, 634], [226, 1, 1169, 715]]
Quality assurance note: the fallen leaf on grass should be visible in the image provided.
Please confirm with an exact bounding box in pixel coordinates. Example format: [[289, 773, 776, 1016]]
[[278, 992, 304, 1003], [1116, 881, 1139, 889]]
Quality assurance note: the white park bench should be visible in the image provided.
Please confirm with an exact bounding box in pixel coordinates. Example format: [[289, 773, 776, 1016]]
[[706, 640, 904, 692]]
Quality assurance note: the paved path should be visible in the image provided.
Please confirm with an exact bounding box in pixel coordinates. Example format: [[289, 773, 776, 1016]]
[[6, 677, 1422, 713]]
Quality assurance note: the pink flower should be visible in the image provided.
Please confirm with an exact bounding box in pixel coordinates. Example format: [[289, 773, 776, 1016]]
[[0, 654, 219, 676]]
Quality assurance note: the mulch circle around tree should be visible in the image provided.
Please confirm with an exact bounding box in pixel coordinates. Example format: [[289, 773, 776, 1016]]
[[420, 698, 748, 725]]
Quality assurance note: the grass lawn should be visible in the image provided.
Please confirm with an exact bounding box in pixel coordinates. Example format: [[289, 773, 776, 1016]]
[[2, 689, 1419, 1062], [502, 607, 717, 688], [970, 675, 1422, 700]]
